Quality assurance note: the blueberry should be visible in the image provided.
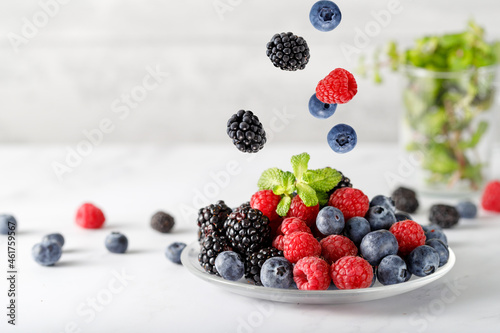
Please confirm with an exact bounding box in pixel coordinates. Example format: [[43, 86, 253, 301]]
[[366, 206, 396, 231], [316, 206, 344, 235], [308, 93, 337, 119], [32, 241, 62, 266], [377, 255, 411, 285], [42, 233, 65, 247], [395, 211, 413, 222], [260, 257, 294, 289], [423, 225, 448, 246], [327, 124, 357, 154], [407, 245, 440, 277], [309, 1, 342, 32], [456, 201, 477, 219], [370, 195, 396, 212], [344, 217, 371, 247], [360, 230, 398, 266], [165, 242, 187, 264], [105, 232, 128, 254], [214, 251, 244, 280], [425, 239, 449, 267], [0, 214, 17, 235]]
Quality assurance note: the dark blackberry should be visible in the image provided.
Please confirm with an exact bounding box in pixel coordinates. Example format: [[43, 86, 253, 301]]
[[429, 204, 460, 228], [266, 32, 310, 71], [150, 211, 175, 233], [391, 187, 419, 213], [227, 110, 267, 153], [197, 200, 232, 243], [224, 203, 271, 256], [198, 235, 231, 275], [245, 247, 283, 285]]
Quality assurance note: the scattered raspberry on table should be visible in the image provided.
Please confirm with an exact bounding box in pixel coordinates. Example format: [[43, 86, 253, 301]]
[[482, 180, 500, 212], [75, 203, 106, 229]]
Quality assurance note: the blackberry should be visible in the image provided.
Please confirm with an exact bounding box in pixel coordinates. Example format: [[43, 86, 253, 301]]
[[391, 187, 419, 213], [198, 235, 231, 275], [151, 211, 175, 233], [197, 201, 232, 243], [266, 32, 310, 71], [227, 110, 267, 153], [224, 203, 271, 256], [429, 204, 460, 228], [328, 170, 352, 197], [245, 247, 283, 285]]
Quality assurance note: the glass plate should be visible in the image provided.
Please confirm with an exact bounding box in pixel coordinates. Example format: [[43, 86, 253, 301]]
[[181, 242, 456, 304]]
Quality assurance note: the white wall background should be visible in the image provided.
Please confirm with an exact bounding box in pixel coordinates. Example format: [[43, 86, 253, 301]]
[[0, 0, 499, 144]]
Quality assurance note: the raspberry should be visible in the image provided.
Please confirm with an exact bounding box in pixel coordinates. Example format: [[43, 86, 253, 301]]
[[251, 190, 283, 234], [286, 195, 319, 227], [316, 68, 358, 104], [272, 235, 285, 251], [283, 231, 321, 264], [320, 235, 358, 265], [76, 203, 105, 229], [331, 256, 373, 290], [293, 256, 331, 290], [280, 217, 311, 236], [390, 220, 426, 256], [482, 180, 500, 212], [328, 188, 369, 220]]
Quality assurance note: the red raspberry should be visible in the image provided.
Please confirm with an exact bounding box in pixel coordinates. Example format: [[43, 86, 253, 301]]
[[482, 180, 500, 212], [76, 203, 105, 229], [286, 195, 319, 227], [316, 68, 358, 104], [284, 231, 321, 264], [272, 235, 285, 251], [320, 235, 358, 265], [331, 256, 373, 290], [328, 188, 369, 220], [280, 217, 311, 236], [390, 220, 426, 256], [293, 256, 331, 290], [251, 190, 283, 234]]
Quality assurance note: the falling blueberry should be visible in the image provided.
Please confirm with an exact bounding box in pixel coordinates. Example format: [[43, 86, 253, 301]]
[[327, 123, 357, 153], [310, 1, 342, 32], [308, 93, 337, 119]]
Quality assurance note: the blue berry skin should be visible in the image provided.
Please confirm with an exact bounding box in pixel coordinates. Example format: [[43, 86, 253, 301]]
[[327, 124, 357, 154], [260, 257, 294, 289], [423, 225, 448, 246], [215, 251, 244, 281], [308, 93, 337, 119], [395, 211, 413, 222], [165, 242, 187, 264], [316, 206, 345, 235], [407, 245, 440, 277], [370, 195, 396, 212], [456, 201, 477, 219], [0, 214, 17, 235], [377, 255, 411, 285], [360, 230, 399, 266], [32, 241, 62, 266], [309, 1, 342, 32], [425, 239, 449, 267], [366, 206, 396, 231], [42, 233, 65, 247], [344, 217, 371, 247], [105, 232, 128, 254]]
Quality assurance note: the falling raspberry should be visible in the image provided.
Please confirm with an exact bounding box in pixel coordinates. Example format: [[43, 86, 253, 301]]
[[316, 68, 358, 104]]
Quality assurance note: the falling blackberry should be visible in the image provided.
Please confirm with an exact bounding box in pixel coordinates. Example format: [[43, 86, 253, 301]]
[[391, 187, 419, 213], [227, 110, 267, 153], [429, 204, 460, 229], [266, 32, 310, 71], [197, 201, 232, 243], [224, 203, 271, 256], [198, 235, 231, 275], [245, 247, 283, 285]]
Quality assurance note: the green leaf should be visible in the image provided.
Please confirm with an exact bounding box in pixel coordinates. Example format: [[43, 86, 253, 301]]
[[296, 183, 318, 207], [302, 168, 342, 192], [291, 153, 310, 181], [272, 171, 296, 196], [276, 195, 292, 217], [316, 191, 329, 206], [458, 121, 489, 149], [422, 144, 459, 175], [257, 168, 284, 190]]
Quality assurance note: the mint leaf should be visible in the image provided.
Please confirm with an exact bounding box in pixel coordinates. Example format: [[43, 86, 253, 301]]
[[316, 191, 329, 206], [458, 121, 488, 149], [257, 168, 284, 190], [291, 153, 310, 180], [276, 195, 292, 217], [302, 168, 342, 192], [296, 182, 318, 207]]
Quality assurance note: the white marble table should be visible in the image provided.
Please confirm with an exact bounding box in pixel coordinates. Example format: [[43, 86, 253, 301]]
[[1, 143, 499, 333]]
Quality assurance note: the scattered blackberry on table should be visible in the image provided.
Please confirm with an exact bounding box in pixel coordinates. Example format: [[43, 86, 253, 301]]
[[227, 110, 267, 153], [197, 201, 232, 243], [105, 232, 128, 254], [215, 251, 245, 281], [32, 241, 62, 266], [0, 214, 17, 235], [224, 203, 271, 256], [266, 32, 310, 71], [456, 201, 478, 219], [391, 187, 419, 213], [42, 233, 65, 247], [198, 235, 231, 275], [429, 204, 460, 228], [309, 1, 342, 32], [327, 123, 358, 154], [151, 211, 175, 233], [245, 247, 283, 285]]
